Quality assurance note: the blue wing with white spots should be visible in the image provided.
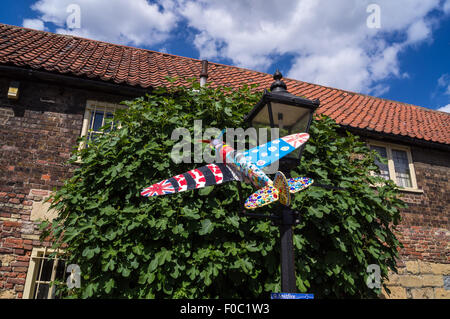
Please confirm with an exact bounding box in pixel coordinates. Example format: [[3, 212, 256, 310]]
[[242, 133, 310, 169]]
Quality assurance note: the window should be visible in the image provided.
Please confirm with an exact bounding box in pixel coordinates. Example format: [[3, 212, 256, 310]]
[[23, 248, 66, 299], [79, 100, 124, 150], [368, 141, 419, 190], [370, 145, 390, 181]]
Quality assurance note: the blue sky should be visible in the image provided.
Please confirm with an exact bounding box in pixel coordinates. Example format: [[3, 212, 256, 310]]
[[1, 0, 450, 112]]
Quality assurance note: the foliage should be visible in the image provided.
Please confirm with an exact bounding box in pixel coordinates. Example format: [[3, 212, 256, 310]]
[[42, 78, 405, 298], [289, 116, 405, 297]]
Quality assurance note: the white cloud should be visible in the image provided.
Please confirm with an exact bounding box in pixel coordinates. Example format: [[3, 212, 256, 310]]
[[437, 74, 450, 95], [436, 104, 450, 113], [288, 48, 371, 93], [438, 74, 448, 86], [176, 0, 448, 94], [22, 18, 46, 31], [406, 19, 432, 44], [444, 0, 450, 14], [25, 0, 450, 95], [28, 0, 178, 46]]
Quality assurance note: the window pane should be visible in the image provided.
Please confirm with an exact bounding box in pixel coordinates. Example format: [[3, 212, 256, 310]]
[[370, 146, 390, 180], [89, 111, 95, 130], [92, 111, 104, 132], [104, 112, 114, 132], [38, 257, 54, 282], [392, 149, 412, 188], [34, 283, 49, 299], [55, 260, 66, 281]]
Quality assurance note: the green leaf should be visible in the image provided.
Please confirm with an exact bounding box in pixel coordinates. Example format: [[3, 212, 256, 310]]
[[122, 268, 131, 277], [104, 278, 114, 293], [308, 207, 323, 218], [199, 219, 214, 235], [226, 216, 239, 228], [199, 186, 214, 196]]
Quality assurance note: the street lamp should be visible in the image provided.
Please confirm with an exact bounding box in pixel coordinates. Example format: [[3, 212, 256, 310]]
[[244, 70, 319, 161], [242, 70, 319, 294]]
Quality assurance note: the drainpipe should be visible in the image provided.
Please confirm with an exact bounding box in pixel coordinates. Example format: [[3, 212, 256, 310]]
[[200, 60, 208, 87]]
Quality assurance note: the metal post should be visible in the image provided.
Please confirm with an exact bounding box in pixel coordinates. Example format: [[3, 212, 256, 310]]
[[237, 183, 298, 293], [280, 206, 297, 292]]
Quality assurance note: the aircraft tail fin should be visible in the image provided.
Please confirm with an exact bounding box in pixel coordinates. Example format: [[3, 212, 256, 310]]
[[244, 171, 291, 209], [244, 185, 279, 209], [243, 173, 313, 210], [273, 171, 291, 206], [286, 177, 314, 194]]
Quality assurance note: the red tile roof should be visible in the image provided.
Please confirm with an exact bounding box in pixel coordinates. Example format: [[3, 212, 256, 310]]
[[1, 23, 449, 146]]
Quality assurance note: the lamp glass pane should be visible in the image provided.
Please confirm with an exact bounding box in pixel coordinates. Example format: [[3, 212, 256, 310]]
[[251, 103, 271, 126], [271, 102, 312, 159], [250, 103, 273, 145], [250, 101, 313, 160], [270, 102, 311, 132]]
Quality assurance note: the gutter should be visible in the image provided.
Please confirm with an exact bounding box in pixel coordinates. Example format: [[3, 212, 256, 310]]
[[0, 64, 152, 97]]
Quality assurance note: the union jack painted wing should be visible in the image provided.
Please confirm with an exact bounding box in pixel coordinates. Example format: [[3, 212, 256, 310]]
[[141, 179, 175, 197], [141, 163, 239, 197]]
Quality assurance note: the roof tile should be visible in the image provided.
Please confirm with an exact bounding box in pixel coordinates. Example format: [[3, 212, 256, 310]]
[[0, 23, 449, 145]]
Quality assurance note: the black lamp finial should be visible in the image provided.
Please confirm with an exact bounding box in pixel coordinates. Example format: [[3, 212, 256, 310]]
[[270, 69, 287, 92]]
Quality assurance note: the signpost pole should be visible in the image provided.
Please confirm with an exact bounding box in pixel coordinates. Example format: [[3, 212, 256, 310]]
[[279, 206, 297, 293]]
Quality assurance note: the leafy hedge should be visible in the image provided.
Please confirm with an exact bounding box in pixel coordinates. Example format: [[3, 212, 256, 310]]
[[43, 79, 405, 298]]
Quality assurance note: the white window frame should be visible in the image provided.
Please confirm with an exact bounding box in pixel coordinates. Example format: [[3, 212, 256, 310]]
[[368, 140, 421, 192], [23, 247, 65, 299], [78, 100, 125, 151]]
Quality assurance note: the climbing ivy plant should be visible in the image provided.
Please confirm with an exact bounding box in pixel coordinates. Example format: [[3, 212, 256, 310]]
[[42, 78, 405, 298]]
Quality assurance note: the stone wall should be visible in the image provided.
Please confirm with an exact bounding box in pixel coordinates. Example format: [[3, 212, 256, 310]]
[[382, 260, 450, 299]]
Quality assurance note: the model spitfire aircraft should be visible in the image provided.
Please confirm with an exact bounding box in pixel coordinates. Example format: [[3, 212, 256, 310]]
[[141, 132, 314, 209]]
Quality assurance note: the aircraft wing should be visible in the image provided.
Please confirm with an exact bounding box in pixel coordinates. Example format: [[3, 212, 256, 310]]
[[241, 133, 310, 169], [141, 163, 240, 197]]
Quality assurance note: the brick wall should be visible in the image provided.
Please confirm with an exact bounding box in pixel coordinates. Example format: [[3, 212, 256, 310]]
[[377, 144, 449, 298], [0, 76, 448, 298], [396, 145, 449, 265], [0, 77, 127, 298]]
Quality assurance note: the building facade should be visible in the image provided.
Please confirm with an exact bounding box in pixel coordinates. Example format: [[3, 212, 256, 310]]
[[0, 24, 448, 299]]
